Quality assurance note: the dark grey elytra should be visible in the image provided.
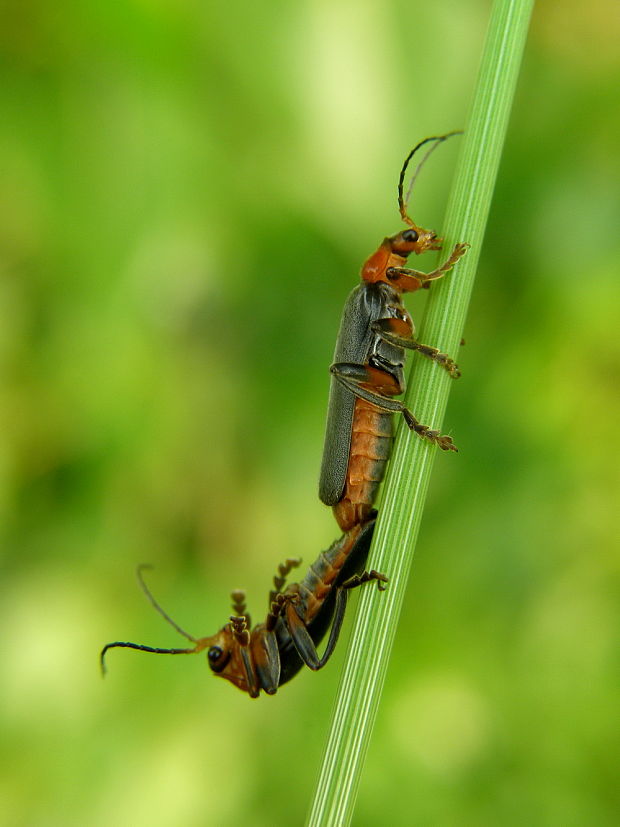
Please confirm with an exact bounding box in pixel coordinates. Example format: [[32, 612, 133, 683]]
[[319, 281, 408, 506]]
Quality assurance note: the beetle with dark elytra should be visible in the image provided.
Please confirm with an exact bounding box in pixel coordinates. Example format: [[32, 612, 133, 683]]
[[100, 135, 467, 696], [320, 132, 469, 533]]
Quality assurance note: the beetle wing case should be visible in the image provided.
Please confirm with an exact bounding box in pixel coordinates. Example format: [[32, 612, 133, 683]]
[[319, 283, 402, 505]]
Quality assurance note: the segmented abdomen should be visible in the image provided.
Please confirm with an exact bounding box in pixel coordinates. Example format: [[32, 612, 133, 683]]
[[289, 521, 367, 625], [332, 399, 393, 532]]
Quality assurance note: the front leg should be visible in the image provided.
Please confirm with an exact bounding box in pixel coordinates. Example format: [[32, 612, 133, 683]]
[[371, 319, 461, 378], [230, 589, 251, 628], [386, 242, 469, 291], [229, 614, 260, 697], [331, 363, 457, 451]]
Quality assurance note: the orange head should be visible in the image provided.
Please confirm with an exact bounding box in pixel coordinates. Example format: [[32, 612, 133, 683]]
[[100, 567, 267, 698], [361, 226, 443, 286], [196, 623, 263, 698], [361, 132, 461, 289]]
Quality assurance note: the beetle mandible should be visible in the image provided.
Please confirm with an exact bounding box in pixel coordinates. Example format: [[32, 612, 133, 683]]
[[319, 134, 469, 533]]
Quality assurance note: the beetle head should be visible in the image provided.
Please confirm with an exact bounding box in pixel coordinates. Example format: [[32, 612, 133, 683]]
[[388, 225, 443, 257], [361, 226, 442, 285], [361, 133, 461, 287], [198, 624, 260, 697]]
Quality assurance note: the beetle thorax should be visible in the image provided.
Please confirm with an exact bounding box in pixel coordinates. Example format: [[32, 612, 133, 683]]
[[361, 240, 408, 286]]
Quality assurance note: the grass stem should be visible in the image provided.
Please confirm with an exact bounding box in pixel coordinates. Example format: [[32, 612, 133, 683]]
[[306, 1, 535, 824]]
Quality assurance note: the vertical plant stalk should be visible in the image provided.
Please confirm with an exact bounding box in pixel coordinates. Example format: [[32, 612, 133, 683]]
[[306, 1, 535, 825]]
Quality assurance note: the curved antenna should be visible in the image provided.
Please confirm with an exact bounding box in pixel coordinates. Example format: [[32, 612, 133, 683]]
[[100, 641, 198, 676], [398, 131, 462, 225], [136, 564, 198, 643]]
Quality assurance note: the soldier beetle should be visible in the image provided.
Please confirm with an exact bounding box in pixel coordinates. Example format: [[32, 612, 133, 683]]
[[100, 520, 386, 698], [319, 133, 469, 532], [101, 135, 466, 696]]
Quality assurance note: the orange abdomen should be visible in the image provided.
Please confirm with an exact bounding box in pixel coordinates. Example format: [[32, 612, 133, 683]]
[[333, 399, 393, 532]]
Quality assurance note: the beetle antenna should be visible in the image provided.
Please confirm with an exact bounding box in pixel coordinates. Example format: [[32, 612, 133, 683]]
[[398, 131, 463, 225], [136, 564, 198, 643], [405, 141, 446, 205], [100, 641, 199, 676]]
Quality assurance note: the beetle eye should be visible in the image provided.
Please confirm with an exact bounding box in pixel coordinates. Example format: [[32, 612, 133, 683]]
[[403, 229, 418, 243], [207, 645, 230, 672], [208, 646, 223, 663]]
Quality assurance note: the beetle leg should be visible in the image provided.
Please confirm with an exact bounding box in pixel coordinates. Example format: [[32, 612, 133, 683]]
[[268, 557, 302, 609], [229, 614, 260, 697], [284, 569, 387, 671], [230, 590, 250, 628], [341, 569, 388, 591], [274, 558, 303, 592], [401, 408, 457, 451], [250, 627, 281, 695], [386, 242, 469, 291], [283, 600, 322, 670], [265, 589, 299, 633], [229, 614, 251, 646], [330, 365, 457, 451], [331, 363, 402, 398], [371, 319, 461, 378]]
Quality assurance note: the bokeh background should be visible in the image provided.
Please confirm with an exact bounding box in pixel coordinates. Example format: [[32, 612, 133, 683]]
[[1, 1, 618, 825]]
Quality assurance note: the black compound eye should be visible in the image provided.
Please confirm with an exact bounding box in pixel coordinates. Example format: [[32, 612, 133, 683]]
[[207, 645, 230, 672], [208, 646, 223, 663], [403, 229, 418, 243]]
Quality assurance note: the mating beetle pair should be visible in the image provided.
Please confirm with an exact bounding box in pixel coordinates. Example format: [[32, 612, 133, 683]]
[[101, 134, 468, 697]]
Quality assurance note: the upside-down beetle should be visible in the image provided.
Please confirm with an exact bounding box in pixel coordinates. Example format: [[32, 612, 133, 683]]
[[100, 520, 385, 697]]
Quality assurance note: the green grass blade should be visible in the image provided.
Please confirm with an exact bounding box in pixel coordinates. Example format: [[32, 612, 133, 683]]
[[306, 1, 535, 824]]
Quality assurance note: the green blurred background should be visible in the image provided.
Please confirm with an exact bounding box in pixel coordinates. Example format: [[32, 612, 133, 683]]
[[1, 1, 618, 825]]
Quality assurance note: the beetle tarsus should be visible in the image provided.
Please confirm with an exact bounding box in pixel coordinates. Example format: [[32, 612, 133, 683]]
[[402, 408, 457, 451], [231, 589, 248, 617], [342, 569, 389, 592], [271, 557, 302, 596], [386, 241, 469, 285], [229, 614, 251, 646]]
